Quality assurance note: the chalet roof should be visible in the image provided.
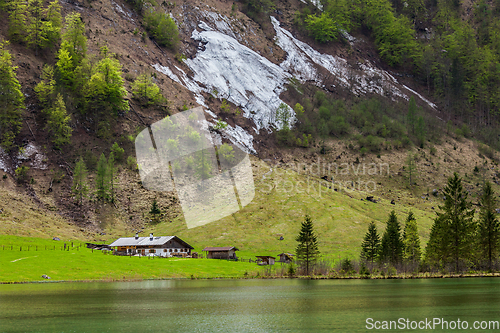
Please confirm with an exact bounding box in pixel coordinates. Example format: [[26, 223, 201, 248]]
[[277, 252, 294, 257], [256, 255, 276, 259], [109, 236, 194, 249], [202, 246, 239, 252]]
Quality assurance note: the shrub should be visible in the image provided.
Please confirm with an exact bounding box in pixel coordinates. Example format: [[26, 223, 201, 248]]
[[111, 142, 125, 162], [131, 73, 164, 105], [127, 156, 138, 171], [15, 166, 30, 183], [144, 10, 180, 49]]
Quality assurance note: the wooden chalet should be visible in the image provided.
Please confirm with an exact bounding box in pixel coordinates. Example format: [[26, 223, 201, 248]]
[[109, 233, 193, 257], [277, 252, 294, 263], [256, 256, 275, 265], [202, 246, 239, 259]]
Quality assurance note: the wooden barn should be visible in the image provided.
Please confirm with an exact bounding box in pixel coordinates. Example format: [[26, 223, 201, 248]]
[[256, 256, 275, 265], [202, 246, 239, 259], [277, 253, 294, 263], [109, 233, 193, 257]]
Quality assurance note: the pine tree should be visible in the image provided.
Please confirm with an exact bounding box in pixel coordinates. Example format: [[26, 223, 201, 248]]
[[360, 221, 381, 264], [72, 157, 88, 205], [406, 152, 417, 186], [60, 12, 86, 67], [425, 173, 475, 272], [295, 215, 320, 275], [478, 182, 500, 270], [8, 0, 27, 42], [131, 73, 163, 105], [85, 56, 129, 117], [26, 0, 46, 55], [34, 64, 56, 109], [43, 0, 62, 48], [0, 41, 25, 149], [150, 198, 161, 222], [45, 94, 72, 148], [403, 211, 421, 265], [56, 48, 75, 88], [379, 210, 403, 265], [95, 153, 108, 201]]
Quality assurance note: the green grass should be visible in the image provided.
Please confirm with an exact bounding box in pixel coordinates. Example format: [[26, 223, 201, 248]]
[[151, 158, 437, 260], [0, 236, 262, 283]]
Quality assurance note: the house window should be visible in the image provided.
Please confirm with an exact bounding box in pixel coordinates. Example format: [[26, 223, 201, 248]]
[[149, 249, 154, 253], [175, 249, 178, 252], [163, 249, 168, 252], [169, 249, 172, 252]]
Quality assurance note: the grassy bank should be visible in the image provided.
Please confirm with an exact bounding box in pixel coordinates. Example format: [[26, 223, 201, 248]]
[[0, 236, 262, 283]]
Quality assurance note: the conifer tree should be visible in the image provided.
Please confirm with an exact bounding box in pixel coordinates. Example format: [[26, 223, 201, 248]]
[[478, 182, 500, 270], [34, 64, 56, 109], [403, 211, 421, 265], [425, 173, 475, 272], [72, 157, 88, 205], [0, 41, 25, 149], [43, 0, 62, 48], [45, 94, 72, 148], [8, 0, 27, 42], [295, 215, 320, 275], [26, 0, 46, 55], [379, 210, 403, 265], [60, 12, 86, 67], [95, 153, 108, 201], [131, 73, 163, 105], [150, 198, 161, 222], [360, 221, 381, 264]]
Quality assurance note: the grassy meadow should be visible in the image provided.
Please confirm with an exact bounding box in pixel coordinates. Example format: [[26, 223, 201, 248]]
[[0, 236, 262, 283]]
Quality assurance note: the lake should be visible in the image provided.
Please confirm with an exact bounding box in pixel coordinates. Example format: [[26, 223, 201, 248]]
[[1, 278, 500, 332]]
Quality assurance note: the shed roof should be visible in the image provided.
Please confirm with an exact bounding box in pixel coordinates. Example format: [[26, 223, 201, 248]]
[[109, 236, 193, 249], [256, 256, 276, 259], [202, 246, 239, 252]]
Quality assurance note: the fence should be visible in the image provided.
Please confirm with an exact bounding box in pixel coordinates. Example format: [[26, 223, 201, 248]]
[[1, 242, 86, 252]]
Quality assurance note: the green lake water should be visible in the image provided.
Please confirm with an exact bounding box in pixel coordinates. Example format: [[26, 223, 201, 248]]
[[1, 278, 500, 332]]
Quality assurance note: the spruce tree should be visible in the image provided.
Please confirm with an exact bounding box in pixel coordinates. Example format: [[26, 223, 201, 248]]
[[26, 0, 46, 55], [95, 153, 108, 201], [379, 210, 403, 265], [295, 215, 320, 275], [0, 41, 25, 149], [150, 198, 161, 222], [45, 94, 72, 148], [43, 0, 62, 48], [34, 64, 56, 109], [478, 182, 499, 270], [403, 211, 421, 265], [131, 73, 163, 105], [360, 221, 381, 264], [60, 12, 86, 67], [425, 173, 475, 272], [72, 157, 88, 205], [8, 0, 27, 42]]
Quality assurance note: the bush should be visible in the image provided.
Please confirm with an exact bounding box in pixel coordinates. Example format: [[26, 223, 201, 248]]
[[15, 166, 30, 183], [144, 10, 180, 49], [127, 156, 138, 171], [111, 142, 125, 162]]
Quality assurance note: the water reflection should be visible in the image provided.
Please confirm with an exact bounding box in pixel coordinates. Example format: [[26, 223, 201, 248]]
[[1, 278, 500, 332]]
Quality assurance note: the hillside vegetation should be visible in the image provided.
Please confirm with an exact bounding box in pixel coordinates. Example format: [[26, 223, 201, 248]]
[[0, 0, 500, 276]]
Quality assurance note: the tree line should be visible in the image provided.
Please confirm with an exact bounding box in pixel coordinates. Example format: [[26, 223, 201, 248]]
[[360, 173, 500, 273]]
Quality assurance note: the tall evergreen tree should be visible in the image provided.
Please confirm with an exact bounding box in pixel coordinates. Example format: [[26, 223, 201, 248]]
[[403, 211, 421, 265], [60, 12, 86, 67], [72, 157, 88, 205], [360, 221, 381, 264], [26, 0, 46, 55], [478, 182, 500, 270], [425, 173, 475, 272], [0, 41, 25, 149], [379, 211, 404, 265], [8, 0, 27, 42], [295, 215, 320, 275], [45, 94, 72, 148], [43, 0, 62, 48], [95, 153, 108, 201]]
